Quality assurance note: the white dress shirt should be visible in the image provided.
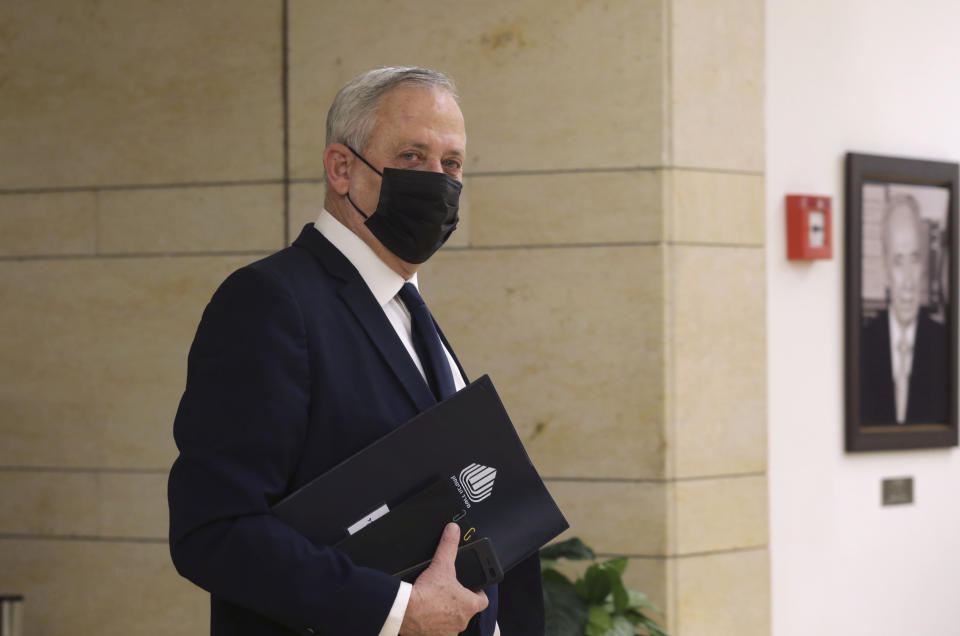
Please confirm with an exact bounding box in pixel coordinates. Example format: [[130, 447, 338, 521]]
[[888, 311, 917, 424], [315, 210, 486, 636]]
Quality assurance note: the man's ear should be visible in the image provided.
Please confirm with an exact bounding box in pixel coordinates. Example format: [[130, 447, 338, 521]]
[[323, 143, 352, 195]]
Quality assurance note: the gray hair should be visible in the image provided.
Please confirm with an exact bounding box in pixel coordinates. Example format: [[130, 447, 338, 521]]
[[324, 67, 459, 153]]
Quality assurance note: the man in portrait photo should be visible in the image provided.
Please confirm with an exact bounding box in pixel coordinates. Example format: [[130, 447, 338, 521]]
[[167, 67, 543, 636], [860, 193, 949, 425]]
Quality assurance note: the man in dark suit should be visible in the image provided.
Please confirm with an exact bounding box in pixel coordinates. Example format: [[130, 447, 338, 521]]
[[860, 193, 948, 425], [168, 67, 543, 635]]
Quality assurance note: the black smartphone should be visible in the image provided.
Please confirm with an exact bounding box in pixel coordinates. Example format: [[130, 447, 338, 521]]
[[393, 537, 504, 591]]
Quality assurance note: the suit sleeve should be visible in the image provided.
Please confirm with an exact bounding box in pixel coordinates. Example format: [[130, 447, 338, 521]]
[[167, 265, 400, 634]]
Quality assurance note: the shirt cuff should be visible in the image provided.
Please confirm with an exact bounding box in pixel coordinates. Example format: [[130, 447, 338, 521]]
[[377, 583, 498, 636], [377, 581, 412, 636]]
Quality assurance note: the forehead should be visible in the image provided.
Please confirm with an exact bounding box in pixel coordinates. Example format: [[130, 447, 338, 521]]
[[368, 86, 466, 151], [887, 206, 921, 248]]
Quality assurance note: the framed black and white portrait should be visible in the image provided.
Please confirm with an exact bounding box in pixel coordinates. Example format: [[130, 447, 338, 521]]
[[845, 152, 959, 451]]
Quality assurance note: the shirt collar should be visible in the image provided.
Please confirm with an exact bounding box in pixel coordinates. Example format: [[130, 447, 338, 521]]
[[888, 309, 917, 350], [315, 209, 417, 307]]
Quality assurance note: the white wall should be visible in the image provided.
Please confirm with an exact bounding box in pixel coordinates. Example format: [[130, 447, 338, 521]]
[[766, 1, 960, 634]]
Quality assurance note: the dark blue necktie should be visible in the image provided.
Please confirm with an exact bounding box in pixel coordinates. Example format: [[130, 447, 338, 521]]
[[398, 283, 457, 401]]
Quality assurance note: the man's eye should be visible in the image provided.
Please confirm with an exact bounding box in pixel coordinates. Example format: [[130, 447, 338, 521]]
[[443, 159, 462, 170], [401, 152, 419, 161]]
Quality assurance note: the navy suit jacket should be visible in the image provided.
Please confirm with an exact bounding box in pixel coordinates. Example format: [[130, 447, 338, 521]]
[[168, 224, 543, 635], [860, 308, 949, 425]]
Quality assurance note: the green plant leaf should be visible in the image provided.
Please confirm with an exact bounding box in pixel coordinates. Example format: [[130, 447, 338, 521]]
[[602, 565, 627, 609], [540, 537, 596, 561], [597, 569, 629, 615], [625, 609, 651, 623], [633, 612, 670, 636], [608, 615, 637, 636], [585, 605, 612, 636], [610, 578, 629, 614], [602, 557, 629, 575], [626, 589, 658, 611], [541, 538, 670, 636], [575, 577, 588, 601], [542, 567, 574, 587], [635, 614, 670, 636], [623, 609, 642, 625], [543, 569, 587, 636], [582, 564, 614, 604]]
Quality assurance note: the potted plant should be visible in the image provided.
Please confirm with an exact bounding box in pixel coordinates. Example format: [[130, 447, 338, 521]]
[[540, 538, 668, 636]]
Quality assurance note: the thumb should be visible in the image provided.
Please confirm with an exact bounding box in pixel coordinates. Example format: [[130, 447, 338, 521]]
[[429, 522, 461, 572], [474, 589, 490, 613]]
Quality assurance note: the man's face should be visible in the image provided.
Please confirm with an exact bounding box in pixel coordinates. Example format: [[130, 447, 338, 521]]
[[884, 205, 924, 327], [348, 86, 466, 217]]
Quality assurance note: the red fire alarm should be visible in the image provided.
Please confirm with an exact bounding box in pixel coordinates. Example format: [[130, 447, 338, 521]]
[[786, 194, 832, 260]]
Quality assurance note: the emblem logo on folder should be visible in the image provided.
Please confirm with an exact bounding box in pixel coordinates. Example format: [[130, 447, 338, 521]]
[[457, 463, 497, 503]]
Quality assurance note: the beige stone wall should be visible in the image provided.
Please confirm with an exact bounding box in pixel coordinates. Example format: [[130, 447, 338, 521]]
[[0, 1, 767, 634]]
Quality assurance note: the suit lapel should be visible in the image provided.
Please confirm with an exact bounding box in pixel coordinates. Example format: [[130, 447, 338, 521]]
[[339, 280, 436, 412], [293, 224, 436, 413], [906, 310, 944, 421]]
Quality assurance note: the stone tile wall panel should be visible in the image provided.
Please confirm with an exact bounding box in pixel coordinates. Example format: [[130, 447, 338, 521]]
[[668, 245, 767, 478], [0, 193, 98, 256], [0, 256, 252, 468], [0, 1, 283, 189], [421, 246, 666, 479], [0, 539, 207, 635], [288, 0, 665, 178]]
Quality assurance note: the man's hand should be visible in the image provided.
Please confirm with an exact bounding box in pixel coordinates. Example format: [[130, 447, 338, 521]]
[[399, 523, 489, 636]]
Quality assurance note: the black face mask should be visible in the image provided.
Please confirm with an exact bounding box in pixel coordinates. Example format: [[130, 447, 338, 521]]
[[345, 146, 461, 264]]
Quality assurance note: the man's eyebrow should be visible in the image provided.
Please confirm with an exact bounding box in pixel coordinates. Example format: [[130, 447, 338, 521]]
[[399, 141, 464, 157]]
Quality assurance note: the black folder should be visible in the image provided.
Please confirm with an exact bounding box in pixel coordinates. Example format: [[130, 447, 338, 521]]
[[273, 375, 568, 579]]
